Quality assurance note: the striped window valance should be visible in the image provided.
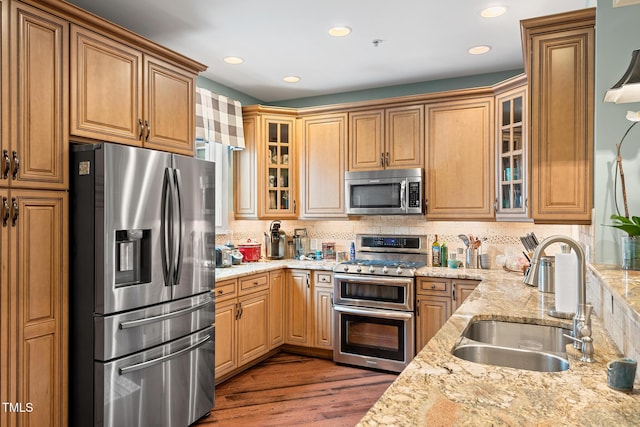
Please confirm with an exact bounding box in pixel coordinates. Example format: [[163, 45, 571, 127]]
[[195, 87, 245, 149]]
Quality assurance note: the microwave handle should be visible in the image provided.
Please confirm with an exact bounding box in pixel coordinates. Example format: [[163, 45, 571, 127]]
[[400, 180, 406, 211]]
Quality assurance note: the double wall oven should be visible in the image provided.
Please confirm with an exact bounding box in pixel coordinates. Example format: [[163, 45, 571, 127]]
[[333, 235, 428, 373]]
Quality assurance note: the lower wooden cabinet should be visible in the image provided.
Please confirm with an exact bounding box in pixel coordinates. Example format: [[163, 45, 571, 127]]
[[1, 190, 68, 427], [214, 274, 270, 381], [237, 290, 269, 365], [285, 270, 334, 351], [268, 270, 285, 349], [313, 272, 334, 350], [416, 277, 479, 351], [285, 270, 311, 346]]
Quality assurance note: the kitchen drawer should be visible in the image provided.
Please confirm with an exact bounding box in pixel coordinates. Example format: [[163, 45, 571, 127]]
[[314, 272, 333, 288], [215, 279, 238, 302], [239, 273, 269, 295], [417, 278, 451, 296]]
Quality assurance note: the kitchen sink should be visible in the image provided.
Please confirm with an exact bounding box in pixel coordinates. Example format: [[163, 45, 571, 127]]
[[461, 320, 571, 353], [451, 319, 572, 372], [452, 343, 570, 372]]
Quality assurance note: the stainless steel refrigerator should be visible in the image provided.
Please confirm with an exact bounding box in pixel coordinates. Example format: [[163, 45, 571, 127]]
[[69, 142, 216, 427]]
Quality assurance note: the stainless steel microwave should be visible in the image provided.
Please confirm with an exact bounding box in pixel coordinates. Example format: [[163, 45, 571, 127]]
[[345, 168, 424, 215]]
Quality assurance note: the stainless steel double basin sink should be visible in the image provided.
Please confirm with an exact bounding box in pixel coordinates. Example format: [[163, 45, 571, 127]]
[[452, 319, 572, 372]]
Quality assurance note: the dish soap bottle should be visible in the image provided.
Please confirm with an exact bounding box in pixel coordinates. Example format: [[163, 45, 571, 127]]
[[432, 235, 441, 267], [440, 240, 448, 267]]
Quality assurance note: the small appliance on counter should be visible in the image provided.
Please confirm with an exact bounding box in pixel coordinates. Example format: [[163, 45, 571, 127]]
[[265, 220, 286, 259], [238, 240, 262, 262], [215, 245, 233, 268], [293, 228, 310, 258]]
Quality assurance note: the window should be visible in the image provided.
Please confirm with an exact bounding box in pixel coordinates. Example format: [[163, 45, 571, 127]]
[[196, 142, 232, 231]]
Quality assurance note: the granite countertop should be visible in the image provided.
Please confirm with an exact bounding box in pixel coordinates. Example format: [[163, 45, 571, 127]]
[[214, 258, 338, 281], [358, 267, 640, 426]]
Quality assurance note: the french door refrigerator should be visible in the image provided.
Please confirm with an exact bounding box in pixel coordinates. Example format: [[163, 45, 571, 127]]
[[69, 142, 216, 427]]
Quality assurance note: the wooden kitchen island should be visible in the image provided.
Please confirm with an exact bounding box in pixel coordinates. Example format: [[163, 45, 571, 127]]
[[358, 267, 640, 426]]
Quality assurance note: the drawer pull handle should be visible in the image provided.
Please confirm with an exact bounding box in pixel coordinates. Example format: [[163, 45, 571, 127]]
[[431, 284, 436, 289]]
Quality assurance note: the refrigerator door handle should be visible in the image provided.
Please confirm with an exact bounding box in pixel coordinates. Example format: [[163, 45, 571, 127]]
[[118, 334, 211, 375], [161, 168, 175, 286], [173, 168, 184, 285], [118, 296, 212, 329]]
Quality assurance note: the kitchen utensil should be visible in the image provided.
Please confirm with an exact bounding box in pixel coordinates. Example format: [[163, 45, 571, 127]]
[[448, 259, 462, 269], [238, 240, 261, 262], [538, 256, 555, 293], [458, 234, 470, 247], [466, 248, 478, 268]]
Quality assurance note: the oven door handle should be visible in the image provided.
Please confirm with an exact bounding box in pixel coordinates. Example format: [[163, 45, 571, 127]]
[[333, 273, 414, 286], [333, 304, 413, 319]]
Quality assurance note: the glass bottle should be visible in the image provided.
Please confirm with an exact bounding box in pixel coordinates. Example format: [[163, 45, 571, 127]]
[[432, 235, 441, 267], [440, 241, 448, 268]]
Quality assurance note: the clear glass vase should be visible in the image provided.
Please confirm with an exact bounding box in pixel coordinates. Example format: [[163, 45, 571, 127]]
[[621, 236, 640, 270]]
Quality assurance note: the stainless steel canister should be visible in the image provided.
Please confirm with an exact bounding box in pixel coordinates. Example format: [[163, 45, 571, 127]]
[[538, 255, 555, 293]]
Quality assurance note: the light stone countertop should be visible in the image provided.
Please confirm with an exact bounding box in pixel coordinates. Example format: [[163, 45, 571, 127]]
[[214, 259, 338, 281], [359, 267, 640, 426], [213, 261, 640, 425]]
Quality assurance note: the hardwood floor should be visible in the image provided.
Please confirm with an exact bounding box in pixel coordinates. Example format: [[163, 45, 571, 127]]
[[197, 352, 397, 426]]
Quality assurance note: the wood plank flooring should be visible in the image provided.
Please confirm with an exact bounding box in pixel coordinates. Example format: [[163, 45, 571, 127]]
[[196, 352, 397, 427]]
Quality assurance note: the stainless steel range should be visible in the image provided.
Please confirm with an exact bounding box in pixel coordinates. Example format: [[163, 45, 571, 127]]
[[333, 234, 428, 373]]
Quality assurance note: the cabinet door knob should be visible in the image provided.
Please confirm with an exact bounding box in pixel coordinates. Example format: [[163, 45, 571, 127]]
[[2, 197, 9, 226], [145, 120, 151, 141], [11, 151, 19, 180], [2, 150, 10, 179], [138, 118, 144, 140], [431, 284, 436, 289], [385, 152, 390, 167], [11, 197, 18, 227], [380, 152, 384, 166]]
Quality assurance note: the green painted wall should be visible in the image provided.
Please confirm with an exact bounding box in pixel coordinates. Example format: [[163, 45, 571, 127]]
[[595, 0, 640, 264], [196, 76, 262, 106], [197, 69, 523, 108], [269, 69, 522, 108]]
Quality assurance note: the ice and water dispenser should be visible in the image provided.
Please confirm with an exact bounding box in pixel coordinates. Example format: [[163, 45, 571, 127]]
[[115, 229, 151, 286]]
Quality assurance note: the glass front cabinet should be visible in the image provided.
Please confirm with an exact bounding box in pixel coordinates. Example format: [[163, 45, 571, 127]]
[[495, 78, 529, 221], [262, 115, 297, 218]]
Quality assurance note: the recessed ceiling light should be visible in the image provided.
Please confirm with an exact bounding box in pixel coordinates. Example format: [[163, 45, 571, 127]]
[[283, 76, 301, 83], [480, 6, 507, 18], [223, 56, 244, 65], [468, 45, 491, 55], [328, 26, 351, 37]]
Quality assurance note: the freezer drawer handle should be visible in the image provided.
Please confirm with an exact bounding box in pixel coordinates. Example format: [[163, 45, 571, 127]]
[[119, 334, 211, 375], [119, 297, 211, 329]]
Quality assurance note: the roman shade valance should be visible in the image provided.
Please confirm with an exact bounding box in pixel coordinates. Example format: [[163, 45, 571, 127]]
[[195, 87, 245, 149]]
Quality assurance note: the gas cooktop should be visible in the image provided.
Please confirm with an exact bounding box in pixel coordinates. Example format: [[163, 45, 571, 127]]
[[334, 259, 426, 276]]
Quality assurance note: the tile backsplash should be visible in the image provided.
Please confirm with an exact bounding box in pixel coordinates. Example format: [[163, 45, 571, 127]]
[[218, 214, 584, 267]]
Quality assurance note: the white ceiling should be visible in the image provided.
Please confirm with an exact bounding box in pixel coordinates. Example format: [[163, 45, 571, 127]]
[[65, 0, 591, 102]]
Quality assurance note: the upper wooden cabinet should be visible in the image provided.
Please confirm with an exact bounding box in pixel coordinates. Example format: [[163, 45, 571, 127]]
[[4, 1, 68, 190], [349, 105, 424, 171], [521, 9, 595, 224], [70, 25, 196, 155], [298, 113, 347, 218], [425, 96, 495, 220], [494, 75, 529, 221], [234, 115, 258, 219], [236, 107, 298, 219]]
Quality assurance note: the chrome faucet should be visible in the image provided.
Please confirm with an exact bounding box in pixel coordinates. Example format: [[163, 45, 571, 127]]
[[523, 235, 595, 362]]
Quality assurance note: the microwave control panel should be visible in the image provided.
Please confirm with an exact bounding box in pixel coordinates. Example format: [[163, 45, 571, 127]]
[[408, 182, 421, 208]]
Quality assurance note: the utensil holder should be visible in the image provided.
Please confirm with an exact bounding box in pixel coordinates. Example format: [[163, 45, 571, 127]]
[[465, 248, 478, 269]]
